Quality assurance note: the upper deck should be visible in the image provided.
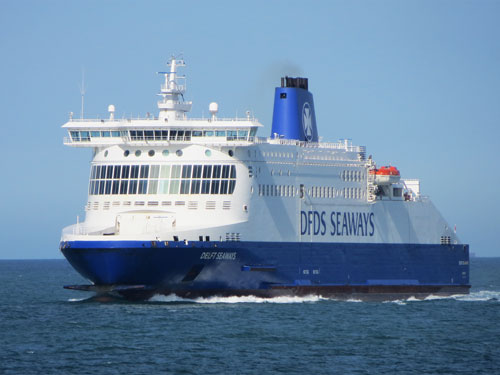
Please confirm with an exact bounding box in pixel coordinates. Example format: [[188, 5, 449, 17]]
[[62, 116, 261, 147], [62, 56, 367, 157], [62, 116, 364, 155]]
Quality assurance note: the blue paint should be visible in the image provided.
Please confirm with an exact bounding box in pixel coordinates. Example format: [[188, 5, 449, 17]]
[[271, 81, 318, 142], [61, 240, 470, 291]]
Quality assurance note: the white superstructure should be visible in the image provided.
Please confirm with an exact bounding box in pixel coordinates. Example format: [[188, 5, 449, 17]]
[[61, 57, 458, 247]]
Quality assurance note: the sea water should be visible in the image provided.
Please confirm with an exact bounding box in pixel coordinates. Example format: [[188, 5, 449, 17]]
[[0, 258, 498, 374]]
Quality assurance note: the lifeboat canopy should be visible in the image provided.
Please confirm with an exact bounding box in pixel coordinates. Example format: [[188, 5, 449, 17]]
[[370, 166, 401, 185]]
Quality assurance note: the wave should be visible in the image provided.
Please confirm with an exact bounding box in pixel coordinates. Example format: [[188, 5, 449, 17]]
[[382, 290, 500, 305], [71, 290, 500, 304], [445, 290, 500, 302], [149, 294, 327, 304]]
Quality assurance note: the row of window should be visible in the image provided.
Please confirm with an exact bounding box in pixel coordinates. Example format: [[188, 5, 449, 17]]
[[307, 186, 363, 200], [341, 170, 365, 182], [70, 128, 256, 142], [257, 184, 365, 200], [86, 200, 232, 211], [89, 164, 237, 196], [258, 184, 297, 197]]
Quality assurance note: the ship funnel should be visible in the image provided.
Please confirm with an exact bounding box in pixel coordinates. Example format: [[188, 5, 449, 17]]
[[271, 76, 318, 142]]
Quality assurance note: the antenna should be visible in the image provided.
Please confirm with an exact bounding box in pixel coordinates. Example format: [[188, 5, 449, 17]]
[[78, 68, 86, 119]]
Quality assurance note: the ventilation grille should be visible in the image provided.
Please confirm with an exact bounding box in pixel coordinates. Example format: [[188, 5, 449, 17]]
[[123, 201, 132, 206], [175, 201, 185, 206], [103, 202, 110, 210], [134, 201, 145, 206], [112, 201, 120, 207], [188, 201, 198, 210], [92, 202, 99, 210], [162, 201, 172, 206], [206, 201, 216, 210], [222, 201, 231, 210], [148, 201, 159, 206]]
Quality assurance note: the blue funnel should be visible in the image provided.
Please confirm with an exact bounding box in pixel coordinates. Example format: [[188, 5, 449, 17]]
[[271, 77, 318, 142]]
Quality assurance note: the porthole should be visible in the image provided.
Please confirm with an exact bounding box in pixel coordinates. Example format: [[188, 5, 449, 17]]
[[104, 150, 108, 157], [135, 150, 141, 157], [205, 150, 212, 157], [162, 150, 169, 157], [148, 150, 155, 157], [176, 150, 183, 157], [228, 150, 234, 157], [124, 150, 130, 157]]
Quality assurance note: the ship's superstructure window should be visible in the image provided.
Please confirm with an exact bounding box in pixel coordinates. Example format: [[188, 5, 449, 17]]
[[258, 184, 296, 197], [341, 170, 364, 182], [68, 128, 254, 143], [70, 130, 127, 142], [341, 187, 364, 199], [89, 164, 236, 196], [257, 184, 363, 200]]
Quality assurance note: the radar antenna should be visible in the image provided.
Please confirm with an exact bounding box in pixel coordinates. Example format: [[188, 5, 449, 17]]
[[78, 68, 86, 119]]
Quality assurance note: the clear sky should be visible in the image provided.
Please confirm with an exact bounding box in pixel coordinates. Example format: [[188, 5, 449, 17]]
[[1, 0, 499, 258]]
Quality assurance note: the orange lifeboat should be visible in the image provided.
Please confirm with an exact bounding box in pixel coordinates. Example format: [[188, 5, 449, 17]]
[[369, 166, 401, 185]]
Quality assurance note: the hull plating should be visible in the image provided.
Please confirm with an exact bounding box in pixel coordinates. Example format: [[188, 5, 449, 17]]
[[60, 240, 470, 300]]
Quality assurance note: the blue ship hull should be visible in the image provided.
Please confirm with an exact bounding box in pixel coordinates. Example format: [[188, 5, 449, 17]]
[[60, 240, 470, 300]]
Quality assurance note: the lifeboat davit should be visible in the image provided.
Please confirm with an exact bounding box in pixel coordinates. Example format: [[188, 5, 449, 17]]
[[369, 166, 401, 185]]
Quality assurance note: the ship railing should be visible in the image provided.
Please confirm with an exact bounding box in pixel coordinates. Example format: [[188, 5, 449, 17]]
[[67, 116, 258, 123], [62, 224, 112, 236], [255, 137, 362, 152], [63, 136, 257, 146]]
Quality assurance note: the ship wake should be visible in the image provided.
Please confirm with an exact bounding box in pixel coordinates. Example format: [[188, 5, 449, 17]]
[[148, 294, 328, 304], [383, 290, 500, 305]]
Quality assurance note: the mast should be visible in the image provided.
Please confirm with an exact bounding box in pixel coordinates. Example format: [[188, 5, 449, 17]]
[[157, 56, 192, 121]]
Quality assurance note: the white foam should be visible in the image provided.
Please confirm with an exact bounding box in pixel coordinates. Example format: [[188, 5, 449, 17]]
[[383, 299, 408, 305], [381, 291, 500, 304], [344, 298, 363, 303], [127, 290, 500, 304], [452, 290, 500, 302], [67, 297, 89, 302], [148, 294, 194, 303], [149, 294, 326, 304]]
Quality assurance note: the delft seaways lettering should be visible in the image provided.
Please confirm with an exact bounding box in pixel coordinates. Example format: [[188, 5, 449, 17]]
[[300, 211, 375, 237]]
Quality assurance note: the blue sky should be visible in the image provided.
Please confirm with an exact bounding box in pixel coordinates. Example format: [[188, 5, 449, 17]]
[[1, 0, 499, 258]]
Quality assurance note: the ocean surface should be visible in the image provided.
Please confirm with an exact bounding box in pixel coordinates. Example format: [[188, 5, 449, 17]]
[[0, 258, 498, 375]]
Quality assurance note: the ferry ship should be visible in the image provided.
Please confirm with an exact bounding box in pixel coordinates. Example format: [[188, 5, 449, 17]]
[[60, 57, 470, 300]]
